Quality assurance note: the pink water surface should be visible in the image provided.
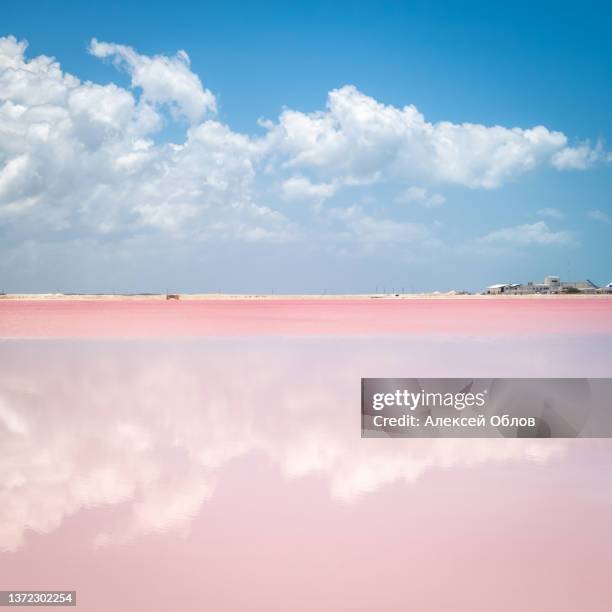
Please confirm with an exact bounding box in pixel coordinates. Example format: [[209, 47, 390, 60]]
[[1, 337, 612, 611], [1, 297, 612, 337]]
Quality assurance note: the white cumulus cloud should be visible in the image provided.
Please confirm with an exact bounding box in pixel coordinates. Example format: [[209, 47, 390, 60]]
[[264, 85, 595, 190], [0, 34, 607, 281], [0, 36, 289, 242], [587, 209, 610, 224], [551, 141, 606, 170], [537, 207, 565, 220], [280, 175, 337, 203], [88, 38, 216, 123], [396, 186, 446, 207], [475, 221, 577, 247]]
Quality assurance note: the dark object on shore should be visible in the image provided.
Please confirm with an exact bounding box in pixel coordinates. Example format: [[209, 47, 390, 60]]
[[562, 287, 581, 294], [166, 294, 180, 300]]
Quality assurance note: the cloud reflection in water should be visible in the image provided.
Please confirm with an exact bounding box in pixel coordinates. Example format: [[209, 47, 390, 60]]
[[2, 335, 609, 551]]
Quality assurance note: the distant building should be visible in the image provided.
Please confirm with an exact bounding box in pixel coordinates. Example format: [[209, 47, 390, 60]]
[[544, 275, 561, 290], [486, 283, 510, 295], [486, 276, 609, 295]]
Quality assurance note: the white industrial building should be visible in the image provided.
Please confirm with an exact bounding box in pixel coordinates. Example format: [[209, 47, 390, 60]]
[[486, 276, 610, 295]]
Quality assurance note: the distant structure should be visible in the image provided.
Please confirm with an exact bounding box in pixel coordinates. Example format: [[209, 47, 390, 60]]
[[166, 293, 180, 300], [486, 276, 611, 295]]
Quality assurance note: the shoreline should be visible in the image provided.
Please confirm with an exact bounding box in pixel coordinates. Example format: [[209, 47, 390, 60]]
[[2, 293, 612, 301]]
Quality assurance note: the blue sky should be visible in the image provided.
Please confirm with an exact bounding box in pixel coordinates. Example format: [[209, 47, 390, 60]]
[[1, 1, 611, 292]]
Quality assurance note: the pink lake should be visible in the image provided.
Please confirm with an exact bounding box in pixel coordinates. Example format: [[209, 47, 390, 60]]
[[1, 301, 612, 611], [1, 296, 611, 336]]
